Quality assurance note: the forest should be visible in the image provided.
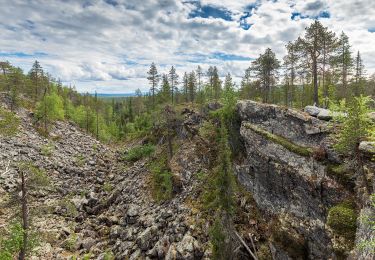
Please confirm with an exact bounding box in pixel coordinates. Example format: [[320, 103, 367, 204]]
[[1, 20, 374, 143]]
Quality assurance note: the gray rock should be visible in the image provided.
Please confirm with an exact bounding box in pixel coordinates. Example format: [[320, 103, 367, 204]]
[[359, 141, 375, 154], [137, 226, 156, 250], [304, 105, 321, 116], [82, 237, 95, 251]]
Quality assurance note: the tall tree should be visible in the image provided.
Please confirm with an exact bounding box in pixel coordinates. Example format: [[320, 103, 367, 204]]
[[212, 66, 221, 100], [334, 32, 353, 100], [295, 21, 332, 106], [28, 61, 43, 104], [284, 42, 299, 107], [320, 29, 337, 107], [160, 74, 171, 103], [182, 72, 188, 102], [224, 73, 234, 92], [251, 48, 280, 103], [147, 62, 160, 108], [240, 67, 252, 99], [353, 51, 365, 97], [95, 91, 99, 139], [196, 65, 203, 102], [168, 66, 179, 104], [188, 71, 197, 103]]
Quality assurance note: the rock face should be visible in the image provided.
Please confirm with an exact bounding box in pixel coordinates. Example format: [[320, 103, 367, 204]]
[[235, 100, 372, 259]]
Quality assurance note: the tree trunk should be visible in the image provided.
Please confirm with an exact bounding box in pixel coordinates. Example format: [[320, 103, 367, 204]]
[[313, 58, 319, 106], [19, 170, 28, 260]]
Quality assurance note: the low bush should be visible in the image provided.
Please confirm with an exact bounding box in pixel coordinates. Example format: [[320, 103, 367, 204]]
[[123, 144, 155, 162], [149, 155, 172, 201], [0, 108, 20, 137]]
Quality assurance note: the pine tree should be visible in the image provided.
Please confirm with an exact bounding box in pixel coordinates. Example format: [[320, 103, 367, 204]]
[[188, 71, 196, 103], [196, 65, 203, 102], [160, 74, 171, 103], [210, 118, 236, 260], [28, 61, 43, 104], [334, 96, 374, 193], [182, 72, 188, 102], [168, 66, 179, 104], [294, 21, 335, 106], [212, 66, 221, 100], [283, 42, 298, 107], [353, 51, 365, 97], [240, 67, 251, 99], [251, 48, 280, 103], [334, 32, 353, 99], [147, 62, 160, 108], [95, 91, 99, 139]]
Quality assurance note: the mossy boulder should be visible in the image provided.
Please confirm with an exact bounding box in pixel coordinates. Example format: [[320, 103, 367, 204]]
[[327, 202, 357, 241]]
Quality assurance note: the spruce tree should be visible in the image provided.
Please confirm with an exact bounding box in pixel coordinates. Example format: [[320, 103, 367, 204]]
[[168, 66, 179, 104], [251, 48, 280, 103], [188, 71, 196, 103], [147, 62, 160, 108], [28, 61, 43, 104]]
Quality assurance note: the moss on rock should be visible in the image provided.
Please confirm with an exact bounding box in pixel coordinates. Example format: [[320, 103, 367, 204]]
[[327, 201, 357, 241], [243, 123, 313, 157]]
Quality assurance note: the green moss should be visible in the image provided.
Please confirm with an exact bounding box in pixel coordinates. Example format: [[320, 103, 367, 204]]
[[0, 108, 20, 137], [244, 123, 313, 157], [326, 164, 354, 190], [327, 202, 357, 241], [103, 182, 112, 193]]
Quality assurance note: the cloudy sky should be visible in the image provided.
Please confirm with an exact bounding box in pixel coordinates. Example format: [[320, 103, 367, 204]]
[[0, 0, 374, 93]]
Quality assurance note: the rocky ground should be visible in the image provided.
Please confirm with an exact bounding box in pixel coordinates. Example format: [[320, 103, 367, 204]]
[[1, 97, 374, 260]]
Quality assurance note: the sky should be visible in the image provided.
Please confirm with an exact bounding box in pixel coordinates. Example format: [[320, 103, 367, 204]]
[[0, 0, 374, 93]]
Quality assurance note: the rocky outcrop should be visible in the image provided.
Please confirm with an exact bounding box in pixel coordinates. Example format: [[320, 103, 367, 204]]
[[235, 100, 373, 259]]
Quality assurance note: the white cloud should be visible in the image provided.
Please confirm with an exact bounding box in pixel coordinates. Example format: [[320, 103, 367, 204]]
[[0, 0, 374, 93]]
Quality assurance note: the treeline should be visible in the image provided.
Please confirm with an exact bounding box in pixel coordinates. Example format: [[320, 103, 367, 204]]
[[1, 21, 375, 142], [146, 21, 375, 110]]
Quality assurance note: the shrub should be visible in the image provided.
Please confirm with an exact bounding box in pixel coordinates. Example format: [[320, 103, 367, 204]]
[[327, 201, 357, 240], [0, 108, 20, 137], [123, 144, 155, 162], [149, 155, 172, 201], [40, 142, 54, 157]]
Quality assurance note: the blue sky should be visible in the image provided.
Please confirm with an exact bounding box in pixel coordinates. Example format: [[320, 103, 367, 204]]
[[0, 0, 374, 93]]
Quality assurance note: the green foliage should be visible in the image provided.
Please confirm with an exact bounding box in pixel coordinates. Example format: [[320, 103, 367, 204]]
[[244, 123, 313, 156], [63, 233, 78, 251], [103, 250, 115, 260], [334, 96, 374, 153], [0, 222, 24, 259], [40, 142, 54, 156], [327, 201, 357, 240], [209, 218, 227, 260], [35, 91, 64, 130], [0, 221, 39, 259], [357, 194, 375, 253], [209, 123, 236, 214], [123, 144, 155, 162], [75, 154, 86, 167], [149, 155, 172, 201], [103, 182, 112, 193], [0, 107, 20, 137]]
